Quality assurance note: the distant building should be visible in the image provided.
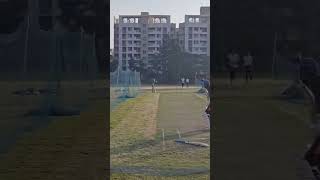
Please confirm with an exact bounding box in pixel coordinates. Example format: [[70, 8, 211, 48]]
[[114, 12, 173, 71], [181, 6, 210, 56], [113, 7, 210, 70]]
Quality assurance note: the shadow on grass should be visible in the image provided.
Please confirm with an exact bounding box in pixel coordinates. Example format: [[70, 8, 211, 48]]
[[111, 129, 210, 155], [111, 166, 209, 176]]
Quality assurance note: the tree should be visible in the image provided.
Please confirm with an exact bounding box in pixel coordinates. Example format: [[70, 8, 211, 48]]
[[146, 38, 209, 84], [128, 58, 140, 72], [110, 53, 119, 72], [58, 0, 108, 75]]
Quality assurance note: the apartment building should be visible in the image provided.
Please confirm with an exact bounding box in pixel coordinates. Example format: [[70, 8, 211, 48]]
[[182, 6, 210, 56], [114, 12, 173, 70], [114, 7, 210, 70]]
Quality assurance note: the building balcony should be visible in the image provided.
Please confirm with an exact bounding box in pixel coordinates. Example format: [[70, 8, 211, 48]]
[[200, 36, 208, 39], [148, 36, 159, 40], [133, 37, 142, 40], [148, 43, 158, 47], [133, 31, 142, 34]]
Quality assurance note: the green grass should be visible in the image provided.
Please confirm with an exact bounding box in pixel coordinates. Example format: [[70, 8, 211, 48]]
[[111, 88, 210, 179], [213, 78, 313, 180], [111, 173, 209, 179], [0, 81, 107, 180]]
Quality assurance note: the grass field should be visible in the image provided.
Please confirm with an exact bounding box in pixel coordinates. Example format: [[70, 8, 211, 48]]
[[0, 80, 107, 180], [213, 78, 314, 180], [0, 78, 311, 179], [111, 87, 210, 179]]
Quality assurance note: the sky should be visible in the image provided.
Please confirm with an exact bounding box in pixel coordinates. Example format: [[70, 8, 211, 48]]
[[110, 0, 210, 49]]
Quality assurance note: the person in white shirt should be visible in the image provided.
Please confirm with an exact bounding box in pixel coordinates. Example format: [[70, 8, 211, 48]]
[[152, 78, 157, 93], [227, 50, 240, 85], [181, 77, 185, 88], [186, 78, 190, 87], [243, 52, 254, 83]]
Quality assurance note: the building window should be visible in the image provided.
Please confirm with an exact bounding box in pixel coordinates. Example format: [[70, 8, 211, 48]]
[[194, 40, 199, 44], [157, 27, 161, 32], [134, 41, 141, 45], [134, 54, 141, 58], [200, 47, 207, 52], [157, 41, 161, 45], [200, 41, 207, 45], [163, 28, 167, 33], [128, 47, 132, 51], [134, 34, 141, 39], [189, 27, 193, 32], [200, 17, 209, 23], [122, 47, 126, 52], [128, 41, 132, 45], [157, 34, 161, 38], [134, 47, 141, 52], [122, 41, 126, 45], [134, 27, 141, 32], [122, 54, 126, 58], [161, 18, 167, 23], [128, 27, 132, 31], [143, 50, 146, 54], [122, 34, 126, 39], [201, 27, 207, 32], [194, 34, 199, 38], [194, 27, 199, 31], [122, 27, 126, 32], [200, 34, 207, 38], [188, 47, 192, 52], [188, 34, 192, 39]]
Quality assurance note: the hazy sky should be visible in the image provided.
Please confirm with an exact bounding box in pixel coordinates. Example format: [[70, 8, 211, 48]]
[[110, 0, 210, 49]]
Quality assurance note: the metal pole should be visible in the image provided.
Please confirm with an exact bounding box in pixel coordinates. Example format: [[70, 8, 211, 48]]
[[23, 14, 30, 74], [272, 31, 278, 79], [80, 27, 83, 74], [91, 32, 96, 86]]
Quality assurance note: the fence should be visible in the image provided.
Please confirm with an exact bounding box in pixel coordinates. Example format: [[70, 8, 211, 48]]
[[110, 69, 141, 110]]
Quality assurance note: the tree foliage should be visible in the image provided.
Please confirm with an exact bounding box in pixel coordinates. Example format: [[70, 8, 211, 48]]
[[145, 39, 210, 84], [58, 0, 108, 75]]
